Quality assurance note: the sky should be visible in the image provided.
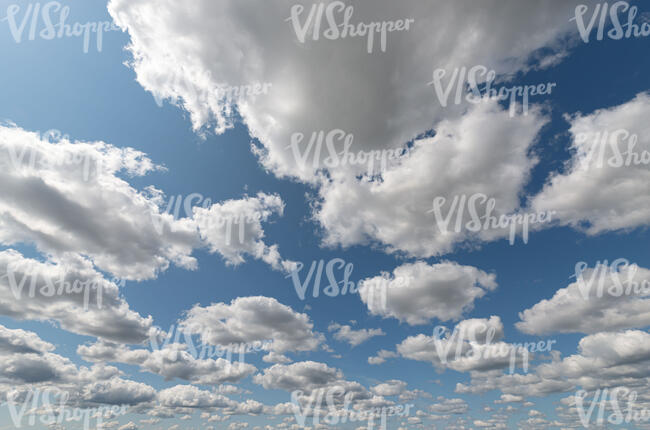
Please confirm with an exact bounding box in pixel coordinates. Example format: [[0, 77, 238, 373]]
[[0, 0, 649, 429]]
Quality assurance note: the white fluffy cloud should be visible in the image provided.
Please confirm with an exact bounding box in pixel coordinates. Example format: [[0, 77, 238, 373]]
[[252, 361, 342, 393], [456, 330, 650, 399], [0, 124, 294, 285], [157, 385, 234, 409], [358, 261, 497, 325], [516, 262, 650, 335], [531, 92, 650, 234], [396, 316, 532, 373], [107, 0, 580, 260], [0, 124, 198, 281], [78, 341, 257, 385], [180, 296, 323, 353], [371, 380, 407, 397], [107, 0, 575, 180], [0, 249, 154, 343], [0, 324, 156, 408], [328, 322, 384, 347], [193, 193, 295, 272], [315, 102, 548, 257], [83, 378, 156, 405]]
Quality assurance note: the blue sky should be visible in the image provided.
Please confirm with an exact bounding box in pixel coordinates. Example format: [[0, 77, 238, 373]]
[[0, 1, 649, 429]]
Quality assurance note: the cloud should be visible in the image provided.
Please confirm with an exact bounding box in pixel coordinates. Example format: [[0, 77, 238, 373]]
[[78, 341, 257, 385], [367, 349, 398, 365], [531, 92, 650, 234], [193, 193, 295, 272], [180, 296, 323, 353], [371, 380, 407, 397], [328, 323, 385, 347], [314, 102, 548, 257], [0, 124, 198, 281], [0, 324, 55, 354], [456, 330, 650, 398], [0, 324, 156, 408], [516, 261, 650, 335], [157, 385, 234, 409], [138, 345, 257, 385], [83, 378, 156, 405], [252, 361, 342, 393], [0, 124, 294, 283], [0, 249, 154, 343], [107, 0, 574, 183], [429, 397, 468, 414], [396, 316, 532, 373], [359, 261, 497, 325]]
